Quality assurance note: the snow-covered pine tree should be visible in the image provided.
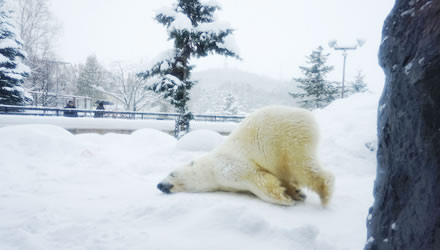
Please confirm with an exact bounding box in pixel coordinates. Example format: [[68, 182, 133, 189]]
[[75, 55, 106, 102], [140, 0, 239, 137], [346, 71, 368, 96], [290, 46, 338, 109], [223, 92, 240, 115], [0, 0, 31, 106]]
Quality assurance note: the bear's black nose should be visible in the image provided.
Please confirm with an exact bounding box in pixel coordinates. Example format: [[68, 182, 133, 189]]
[[157, 183, 173, 194]]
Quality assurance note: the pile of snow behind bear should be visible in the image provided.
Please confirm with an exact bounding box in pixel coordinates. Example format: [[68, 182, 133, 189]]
[[177, 129, 225, 151], [0, 92, 379, 250]]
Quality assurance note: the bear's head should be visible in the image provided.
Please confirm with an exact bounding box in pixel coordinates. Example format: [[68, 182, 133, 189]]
[[157, 155, 217, 194]]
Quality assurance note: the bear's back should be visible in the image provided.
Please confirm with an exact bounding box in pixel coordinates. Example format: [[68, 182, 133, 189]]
[[229, 105, 318, 145], [218, 106, 319, 172]]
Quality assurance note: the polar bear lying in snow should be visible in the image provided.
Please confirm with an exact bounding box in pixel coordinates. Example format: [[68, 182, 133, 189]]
[[157, 106, 334, 206]]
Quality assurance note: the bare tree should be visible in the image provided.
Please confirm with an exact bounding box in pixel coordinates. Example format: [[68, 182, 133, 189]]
[[14, 0, 59, 61], [12, 0, 62, 106], [96, 65, 159, 111]]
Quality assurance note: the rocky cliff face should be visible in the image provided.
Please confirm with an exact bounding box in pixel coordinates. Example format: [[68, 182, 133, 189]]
[[365, 0, 440, 249]]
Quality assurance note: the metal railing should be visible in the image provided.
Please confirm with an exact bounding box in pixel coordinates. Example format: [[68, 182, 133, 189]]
[[0, 104, 245, 123]]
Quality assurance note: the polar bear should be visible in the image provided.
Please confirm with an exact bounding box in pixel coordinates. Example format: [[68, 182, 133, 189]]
[[157, 106, 334, 206]]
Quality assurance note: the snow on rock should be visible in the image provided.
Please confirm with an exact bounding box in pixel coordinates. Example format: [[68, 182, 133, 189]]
[[0, 92, 379, 250], [420, 1, 432, 11], [176, 129, 225, 151]]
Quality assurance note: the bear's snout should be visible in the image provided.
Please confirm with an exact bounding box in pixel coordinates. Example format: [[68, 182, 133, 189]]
[[157, 183, 173, 194]]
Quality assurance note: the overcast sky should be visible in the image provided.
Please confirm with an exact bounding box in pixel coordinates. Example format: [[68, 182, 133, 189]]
[[50, 0, 395, 92]]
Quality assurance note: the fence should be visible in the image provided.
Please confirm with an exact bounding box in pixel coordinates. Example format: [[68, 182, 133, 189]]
[[0, 105, 245, 123]]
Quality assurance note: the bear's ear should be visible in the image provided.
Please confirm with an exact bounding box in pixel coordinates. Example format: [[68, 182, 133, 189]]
[[190, 161, 195, 167], [169, 172, 176, 178]]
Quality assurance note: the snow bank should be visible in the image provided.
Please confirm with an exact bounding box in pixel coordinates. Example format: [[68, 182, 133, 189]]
[[314, 92, 379, 177], [0, 92, 379, 250], [0, 115, 239, 134], [176, 129, 225, 151], [0, 115, 175, 131]]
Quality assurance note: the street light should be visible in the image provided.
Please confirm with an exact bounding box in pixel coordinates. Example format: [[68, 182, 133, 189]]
[[329, 39, 365, 98]]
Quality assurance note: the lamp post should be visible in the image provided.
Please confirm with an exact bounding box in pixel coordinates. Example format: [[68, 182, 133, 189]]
[[329, 39, 365, 98]]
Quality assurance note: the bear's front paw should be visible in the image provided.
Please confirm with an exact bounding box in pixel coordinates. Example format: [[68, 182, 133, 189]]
[[269, 189, 295, 206], [286, 188, 307, 202], [295, 189, 307, 201]]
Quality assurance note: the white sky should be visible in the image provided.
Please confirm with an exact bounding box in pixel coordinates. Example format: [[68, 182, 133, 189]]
[[50, 0, 395, 92]]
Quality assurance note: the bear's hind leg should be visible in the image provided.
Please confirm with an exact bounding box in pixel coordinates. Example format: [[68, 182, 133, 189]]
[[245, 170, 294, 206], [307, 169, 334, 207], [284, 182, 307, 202]]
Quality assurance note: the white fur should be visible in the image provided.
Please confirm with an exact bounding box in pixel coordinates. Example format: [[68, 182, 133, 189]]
[[158, 106, 334, 206]]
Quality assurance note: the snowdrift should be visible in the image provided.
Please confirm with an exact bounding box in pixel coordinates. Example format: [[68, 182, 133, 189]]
[[0, 92, 379, 250]]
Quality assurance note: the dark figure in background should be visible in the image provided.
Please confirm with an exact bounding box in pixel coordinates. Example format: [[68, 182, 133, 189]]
[[64, 100, 78, 117], [94, 101, 105, 118]]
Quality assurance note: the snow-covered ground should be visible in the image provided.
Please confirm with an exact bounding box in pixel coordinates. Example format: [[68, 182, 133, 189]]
[[0, 92, 379, 250]]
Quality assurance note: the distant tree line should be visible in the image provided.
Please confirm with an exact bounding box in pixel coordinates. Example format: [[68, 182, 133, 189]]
[[0, 0, 368, 126]]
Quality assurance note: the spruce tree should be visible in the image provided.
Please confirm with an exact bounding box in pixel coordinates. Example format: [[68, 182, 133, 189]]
[[0, 0, 31, 106], [290, 46, 338, 109], [75, 55, 106, 102], [346, 71, 368, 96], [223, 93, 240, 115], [141, 0, 239, 137]]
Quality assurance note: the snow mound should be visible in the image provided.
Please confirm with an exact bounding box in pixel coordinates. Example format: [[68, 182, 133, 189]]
[[0, 91, 380, 250], [0, 123, 72, 139], [314, 92, 378, 153], [176, 129, 225, 151], [314, 92, 379, 176], [0, 124, 81, 161], [131, 128, 176, 148]]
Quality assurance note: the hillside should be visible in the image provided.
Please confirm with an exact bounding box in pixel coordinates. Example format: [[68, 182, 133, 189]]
[[190, 68, 298, 113]]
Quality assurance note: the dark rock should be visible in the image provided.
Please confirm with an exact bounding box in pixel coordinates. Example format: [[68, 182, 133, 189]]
[[365, 0, 440, 249]]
